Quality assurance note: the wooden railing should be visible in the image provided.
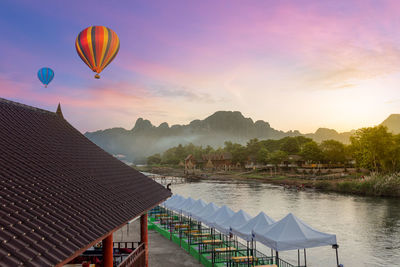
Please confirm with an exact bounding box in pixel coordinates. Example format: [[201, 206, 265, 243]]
[[118, 242, 146, 267], [113, 241, 141, 249]]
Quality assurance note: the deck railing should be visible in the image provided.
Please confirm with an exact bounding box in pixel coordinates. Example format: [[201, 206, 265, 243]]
[[113, 241, 141, 249], [117, 242, 146, 267], [276, 257, 296, 267]]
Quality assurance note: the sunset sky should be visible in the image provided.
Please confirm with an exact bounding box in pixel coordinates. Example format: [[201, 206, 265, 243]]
[[1, 0, 400, 133]]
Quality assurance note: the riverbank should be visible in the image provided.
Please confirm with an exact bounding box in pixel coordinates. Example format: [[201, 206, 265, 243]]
[[135, 165, 400, 197]]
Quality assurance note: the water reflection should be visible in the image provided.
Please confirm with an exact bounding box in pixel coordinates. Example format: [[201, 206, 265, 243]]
[[162, 178, 400, 267]]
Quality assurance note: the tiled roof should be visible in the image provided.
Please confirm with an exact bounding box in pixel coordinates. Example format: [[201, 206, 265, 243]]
[[0, 98, 171, 266]]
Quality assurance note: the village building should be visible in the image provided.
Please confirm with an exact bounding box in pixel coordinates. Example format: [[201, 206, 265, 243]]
[[184, 154, 197, 174], [202, 152, 233, 171], [285, 155, 306, 167], [0, 98, 171, 266]]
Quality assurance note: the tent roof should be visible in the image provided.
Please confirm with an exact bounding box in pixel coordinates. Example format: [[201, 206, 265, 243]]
[[162, 194, 178, 206], [165, 195, 186, 209], [169, 197, 192, 211], [215, 209, 252, 234], [192, 202, 219, 221], [176, 197, 196, 212], [202, 205, 235, 228], [232, 211, 275, 241], [254, 213, 337, 251], [182, 199, 207, 216]]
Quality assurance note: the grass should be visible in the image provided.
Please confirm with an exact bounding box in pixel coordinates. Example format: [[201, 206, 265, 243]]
[[335, 173, 400, 197], [242, 170, 400, 197]]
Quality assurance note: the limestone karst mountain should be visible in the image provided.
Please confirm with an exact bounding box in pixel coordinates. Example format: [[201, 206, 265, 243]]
[[381, 114, 400, 134], [84, 111, 398, 163]]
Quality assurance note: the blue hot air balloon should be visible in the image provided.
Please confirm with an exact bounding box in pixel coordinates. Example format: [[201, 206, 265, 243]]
[[37, 67, 54, 88]]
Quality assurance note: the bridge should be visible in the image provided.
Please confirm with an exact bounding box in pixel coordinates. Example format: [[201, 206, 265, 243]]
[[146, 174, 187, 185]]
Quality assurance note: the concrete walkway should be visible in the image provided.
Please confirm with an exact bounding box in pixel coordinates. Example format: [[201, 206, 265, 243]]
[[114, 219, 202, 267]]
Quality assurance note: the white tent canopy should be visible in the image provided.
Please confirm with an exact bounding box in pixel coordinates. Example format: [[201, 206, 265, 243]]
[[171, 197, 195, 212], [165, 195, 186, 209], [232, 211, 275, 241], [183, 199, 207, 216], [162, 194, 179, 207], [254, 213, 337, 251], [178, 197, 197, 213], [192, 202, 220, 221], [215, 209, 252, 235], [202, 205, 235, 228]]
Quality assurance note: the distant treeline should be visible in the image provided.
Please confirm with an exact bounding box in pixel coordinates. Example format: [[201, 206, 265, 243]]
[[147, 125, 400, 173]]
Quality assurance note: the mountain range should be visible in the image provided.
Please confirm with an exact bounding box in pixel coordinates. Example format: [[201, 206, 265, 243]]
[[84, 111, 400, 163]]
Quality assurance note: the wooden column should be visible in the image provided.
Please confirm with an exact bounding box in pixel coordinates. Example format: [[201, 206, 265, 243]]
[[140, 213, 149, 267], [102, 233, 113, 267]]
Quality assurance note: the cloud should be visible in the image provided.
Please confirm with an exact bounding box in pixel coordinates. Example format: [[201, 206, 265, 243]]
[[301, 42, 400, 90]]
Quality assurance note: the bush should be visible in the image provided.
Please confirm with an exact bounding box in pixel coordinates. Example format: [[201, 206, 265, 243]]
[[336, 173, 400, 196], [314, 181, 332, 190]]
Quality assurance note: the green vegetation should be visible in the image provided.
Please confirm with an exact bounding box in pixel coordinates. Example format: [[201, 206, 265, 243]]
[[150, 125, 400, 173], [145, 126, 400, 197], [147, 135, 352, 166], [148, 143, 217, 165], [350, 125, 400, 173], [328, 173, 400, 197]]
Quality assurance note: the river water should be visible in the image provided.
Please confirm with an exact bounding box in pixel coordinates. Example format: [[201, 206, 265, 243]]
[[154, 176, 400, 267]]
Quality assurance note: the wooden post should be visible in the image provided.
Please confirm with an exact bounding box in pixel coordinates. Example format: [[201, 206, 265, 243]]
[[102, 233, 113, 267], [141, 213, 149, 267], [276, 251, 279, 267]]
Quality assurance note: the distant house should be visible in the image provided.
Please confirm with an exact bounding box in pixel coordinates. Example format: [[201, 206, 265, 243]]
[[285, 155, 305, 167], [202, 152, 233, 171], [0, 98, 171, 267], [205, 159, 214, 169], [245, 155, 258, 169], [184, 154, 196, 173]]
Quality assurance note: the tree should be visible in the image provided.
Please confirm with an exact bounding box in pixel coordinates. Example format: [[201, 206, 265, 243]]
[[161, 147, 180, 164], [259, 139, 281, 152], [350, 126, 393, 172], [147, 153, 161, 165], [175, 144, 186, 160], [387, 134, 400, 172], [300, 141, 323, 162], [257, 148, 270, 164], [280, 137, 300, 154], [294, 136, 313, 147], [246, 138, 260, 156], [320, 139, 346, 163], [269, 150, 288, 166], [225, 141, 247, 164]]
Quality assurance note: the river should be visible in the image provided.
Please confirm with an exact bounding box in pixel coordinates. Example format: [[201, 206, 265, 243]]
[[152, 175, 400, 267]]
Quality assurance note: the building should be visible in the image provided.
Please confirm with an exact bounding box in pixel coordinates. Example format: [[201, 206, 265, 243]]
[[184, 154, 196, 174], [0, 98, 171, 266], [202, 152, 233, 171]]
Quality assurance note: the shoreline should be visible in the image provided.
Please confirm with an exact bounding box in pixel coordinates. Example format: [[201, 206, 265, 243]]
[[135, 166, 400, 197]]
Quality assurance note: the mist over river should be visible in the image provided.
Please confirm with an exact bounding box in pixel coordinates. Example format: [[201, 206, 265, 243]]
[[152, 175, 400, 267]]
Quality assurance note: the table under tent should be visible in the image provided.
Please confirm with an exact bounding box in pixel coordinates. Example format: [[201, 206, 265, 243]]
[[148, 194, 341, 267]]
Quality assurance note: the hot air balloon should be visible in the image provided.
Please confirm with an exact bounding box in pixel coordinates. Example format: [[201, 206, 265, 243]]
[[75, 26, 120, 79], [37, 67, 54, 88]]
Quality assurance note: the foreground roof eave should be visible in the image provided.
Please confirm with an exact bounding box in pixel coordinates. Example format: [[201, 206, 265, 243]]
[[0, 98, 172, 266]]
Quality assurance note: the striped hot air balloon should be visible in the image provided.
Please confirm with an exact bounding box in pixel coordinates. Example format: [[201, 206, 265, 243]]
[[75, 26, 120, 79], [37, 67, 54, 88]]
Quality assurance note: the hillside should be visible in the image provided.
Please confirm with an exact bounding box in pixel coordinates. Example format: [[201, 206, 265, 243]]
[[381, 114, 400, 134], [85, 111, 378, 163]]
